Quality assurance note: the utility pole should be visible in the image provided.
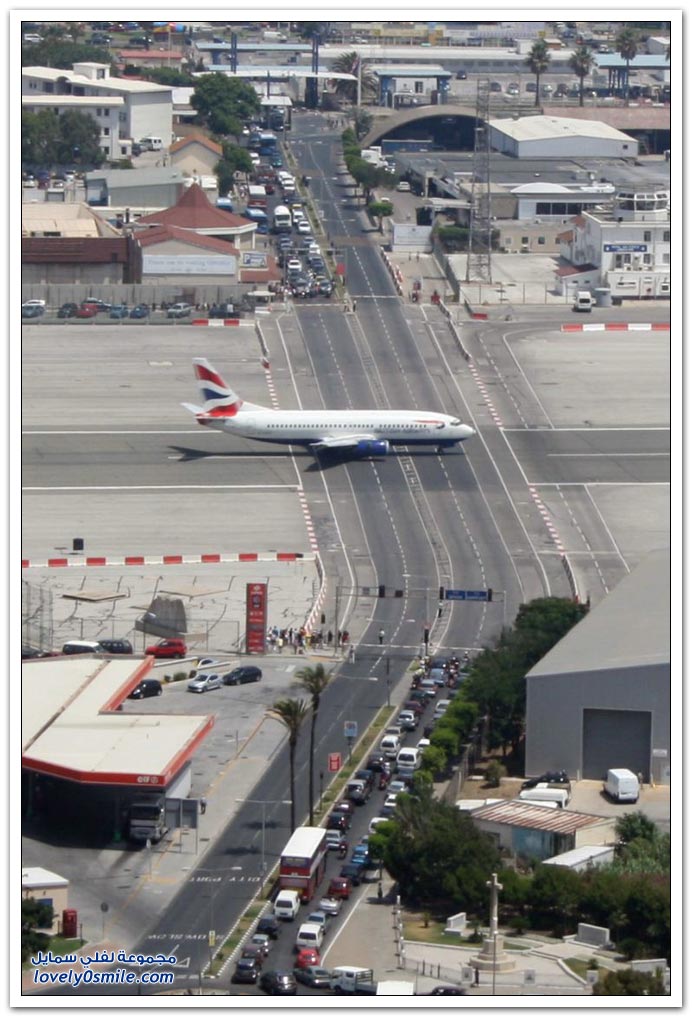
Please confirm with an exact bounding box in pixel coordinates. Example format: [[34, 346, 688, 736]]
[[466, 79, 493, 284]]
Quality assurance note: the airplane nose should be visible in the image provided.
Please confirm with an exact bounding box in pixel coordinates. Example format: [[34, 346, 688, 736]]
[[463, 425, 476, 439]]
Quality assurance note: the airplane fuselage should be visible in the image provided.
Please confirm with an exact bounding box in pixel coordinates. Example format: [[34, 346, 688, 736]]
[[198, 409, 474, 448]]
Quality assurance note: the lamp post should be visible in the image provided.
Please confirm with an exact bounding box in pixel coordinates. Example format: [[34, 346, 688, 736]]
[[236, 797, 291, 877]]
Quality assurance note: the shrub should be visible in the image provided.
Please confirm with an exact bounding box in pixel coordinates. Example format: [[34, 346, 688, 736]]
[[485, 760, 507, 787]]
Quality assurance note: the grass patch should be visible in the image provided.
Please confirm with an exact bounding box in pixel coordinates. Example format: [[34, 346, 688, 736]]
[[565, 957, 598, 980], [402, 915, 465, 946]]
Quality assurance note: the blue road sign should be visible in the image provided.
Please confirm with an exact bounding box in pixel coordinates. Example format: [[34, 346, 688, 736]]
[[445, 589, 489, 601]]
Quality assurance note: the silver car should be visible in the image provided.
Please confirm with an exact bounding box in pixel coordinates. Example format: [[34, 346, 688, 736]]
[[187, 672, 222, 693]]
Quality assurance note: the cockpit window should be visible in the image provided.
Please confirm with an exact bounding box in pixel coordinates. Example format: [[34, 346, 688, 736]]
[[450, 418, 462, 426]]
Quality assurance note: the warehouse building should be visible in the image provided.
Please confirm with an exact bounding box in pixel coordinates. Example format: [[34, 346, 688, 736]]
[[470, 801, 616, 862], [525, 549, 670, 784], [488, 115, 638, 159]]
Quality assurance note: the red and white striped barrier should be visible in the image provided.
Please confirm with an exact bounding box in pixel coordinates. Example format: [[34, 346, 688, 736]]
[[561, 322, 670, 333], [467, 361, 504, 428], [380, 249, 405, 296], [21, 552, 312, 569], [191, 318, 242, 327]]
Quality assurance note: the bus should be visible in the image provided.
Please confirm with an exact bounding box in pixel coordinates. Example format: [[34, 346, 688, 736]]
[[272, 204, 292, 233], [279, 826, 328, 903], [247, 184, 267, 209], [242, 207, 269, 234]]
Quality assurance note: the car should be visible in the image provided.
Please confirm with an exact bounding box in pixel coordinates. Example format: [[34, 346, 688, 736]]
[[383, 792, 400, 810], [326, 811, 350, 833], [397, 711, 418, 731], [256, 915, 281, 939], [127, 678, 162, 700], [222, 665, 262, 685], [22, 304, 44, 318], [286, 257, 302, 272], [456, 69, 467, 79], [327, 876, 352, 900], [541, 83, 554, 95], [109, 304, 129, 319], [57, 302, 79, 318], [145, 638, 187, 659], [332, 799, 355, 817], [270, 155, 284, 168], [187, 672, 222, 693], [129, 303, 150, 318], [388, 779, 409, 795], [293, 965, 332, 988], [417, 737, 431, 751], [555, 83, 569, 97], [187, 657, 219, 679], [318, 896, 342, 916], [507, 82, 520, 95], [489, 80, 503, 92], [249, 933, 272, 956], [241, 942, 266, 967], [258, 970, 297, 995], [81, 298, 111, 313], [295, 947, 321, 970], [354, 769, 376, 791], [231, 956, 260, 984], [521, 770, 569, 790], [403, 699, 425, 716], [318, 279, 334, 296], [408, 689, 429, 704], [428, 985, 466, 995], [167, 302, 192, 318], [396, 180, 411, 191], [417, 679, 438, 697], [325, 830, 348, 852], [296, 219, 312, 234], [305, 911, 330, 932], [340, 862, 364, 885], [74, 303, 99, 318], [525, 82, 537, 92], [428, 666, 448, 686]]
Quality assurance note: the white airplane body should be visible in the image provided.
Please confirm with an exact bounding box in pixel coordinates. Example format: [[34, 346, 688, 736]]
[[183, 359, 475, 456]]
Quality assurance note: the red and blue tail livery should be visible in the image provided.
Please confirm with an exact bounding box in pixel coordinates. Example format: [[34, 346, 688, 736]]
[[181, 358, 475, 457]]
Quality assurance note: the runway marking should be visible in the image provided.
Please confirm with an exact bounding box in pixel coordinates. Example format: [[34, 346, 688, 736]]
[[22, 430, 207, 435], [502, 427, 671, 433], [22, 484, 298, 492], [526, 481, 670, 487], [546, 452, 670, 458], [166, 454, 290, 461]]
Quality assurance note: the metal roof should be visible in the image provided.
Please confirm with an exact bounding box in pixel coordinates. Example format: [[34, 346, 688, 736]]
[[471, 800, 612, 833], [489, 115, 634, 143], [528, 548, 670, 678], [22, 65, 172, 93], [22, 867, 70, 889], [22, 656, 214, 787], [542, 844, 615, 867]]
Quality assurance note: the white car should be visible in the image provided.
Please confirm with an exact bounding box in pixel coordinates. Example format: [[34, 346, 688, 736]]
[[187, 672, 222, 693], [286, 258, 302, 272], [396, 180, 411, 192], [23, 298, 46, 307], [296, 220, 312, 234], [319, 897, 342, 916], [383, 793, 400, 810], [417, 738, 431, 750]]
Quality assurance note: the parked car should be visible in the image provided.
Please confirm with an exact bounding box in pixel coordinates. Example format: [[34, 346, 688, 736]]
[[319, 896, 342, 916], [222, 665, 262, 685], [231, 956, 260, 984], [187, 672, 222, 693], [145, 638, 187, 659], [256, 915, 281, 940], [294, 947, 321, 970], [507, 82, 520, 96], [258, 970, 297, 995], [109, 304, 129, 318], [428, 985, 466, 995], [22, 302, 45, 318], [128, 678, 162, 699], [293, 965, 332, 988], [129, 303, 150, 318], [167, 302, 192, 318], [396, 180, 411, 192], [57, 302, 79, 318], [81, 298, 111, 313], [74, 303, 99, 318]]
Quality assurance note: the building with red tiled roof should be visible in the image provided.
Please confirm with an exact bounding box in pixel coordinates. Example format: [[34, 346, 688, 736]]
[[170, 131, 223, 178], [137, 223, 280, 285], [135, 183, 257, 247]]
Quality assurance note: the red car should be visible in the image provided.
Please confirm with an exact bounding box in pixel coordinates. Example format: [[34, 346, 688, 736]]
[[75, 303, 99, 318], [327, 876, 352, 900], [145, 638, 187, 659], [295, 948, 321, 970]]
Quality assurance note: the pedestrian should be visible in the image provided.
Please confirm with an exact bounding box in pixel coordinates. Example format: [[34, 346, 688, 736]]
[[277, 636, 284, 653], [348, 644, 356, 663], [377, 881, 383, 902], [200, 797, 207, 815], [378, 628, 385, 646], [352, 299, 357, 313], [474, 967, 480, 986], [327, 630, 333, 645]]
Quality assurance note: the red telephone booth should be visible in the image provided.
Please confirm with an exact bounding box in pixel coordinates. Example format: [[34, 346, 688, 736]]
[[62, 908, 78, 937]]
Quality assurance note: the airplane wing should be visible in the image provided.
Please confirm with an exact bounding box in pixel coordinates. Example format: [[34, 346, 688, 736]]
[[311, 434, 380, 451]]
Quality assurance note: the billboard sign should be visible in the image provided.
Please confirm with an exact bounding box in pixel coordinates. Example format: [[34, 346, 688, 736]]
[[245, 583, 267, 654]]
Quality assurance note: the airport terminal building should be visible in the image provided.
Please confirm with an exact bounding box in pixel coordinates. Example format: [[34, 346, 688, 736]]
[[525, 549, 670, 785]]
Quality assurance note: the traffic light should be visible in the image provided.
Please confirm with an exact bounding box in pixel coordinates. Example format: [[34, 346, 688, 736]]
[[378, 585, 386, 598]]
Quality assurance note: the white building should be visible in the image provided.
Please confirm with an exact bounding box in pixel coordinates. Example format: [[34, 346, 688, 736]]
[[22, 63, 173, 157], [512, 180, 616, 221], [557, 187, 671, 299], [488, 116, 638, 160]]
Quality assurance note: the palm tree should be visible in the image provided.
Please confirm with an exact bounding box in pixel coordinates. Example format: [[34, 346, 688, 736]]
[[267, 698, 310, 833], [568, 45, 595, 107], [293, 664, 332, 825], [615, 26, 639, 103], [525, 39, 551, 107], [330, 51, 377, 105]]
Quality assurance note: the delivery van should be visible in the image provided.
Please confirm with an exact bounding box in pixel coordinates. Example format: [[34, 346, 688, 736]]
[[139, 136, 164, 151], [604, 768, 640, 803], [274, 889, 301, 920], [379, 734, 401, 759], [573, 290, 595, 312], [396, 747, 421, 775], [519, 784, 570, 808], [295, 921, 324, 951]]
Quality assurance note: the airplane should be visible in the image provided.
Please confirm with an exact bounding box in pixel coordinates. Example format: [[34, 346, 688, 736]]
[[182, 358, 475, 457]]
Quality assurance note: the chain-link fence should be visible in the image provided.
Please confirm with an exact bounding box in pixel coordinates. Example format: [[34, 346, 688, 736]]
[[21, 580, 54, 653]]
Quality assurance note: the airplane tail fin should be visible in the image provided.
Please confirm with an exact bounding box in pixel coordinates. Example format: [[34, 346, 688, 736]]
[[189, 358, 268, 417]]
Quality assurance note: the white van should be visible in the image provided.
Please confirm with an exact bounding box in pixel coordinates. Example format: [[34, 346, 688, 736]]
[[139, 136, 164, 151], [295, 921, 324, 951], [274, 889, 301, 920], [379, 734, 401, 759], [519, 785, 570, 808], [61, 639, 104, 655], [604, 768, 640, 803], [573, 290, 594, 312], [396, 747, 421, 775]]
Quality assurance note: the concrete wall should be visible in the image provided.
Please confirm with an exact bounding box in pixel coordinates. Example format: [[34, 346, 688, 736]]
[[525, 662, 670, 782], [574, 819, 617, 848], [171, 145, 220, 177], [128, 91, 173, 146]]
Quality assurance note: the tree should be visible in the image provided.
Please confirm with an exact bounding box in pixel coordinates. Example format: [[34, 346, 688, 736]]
[[215, 143, 254, 196], [368, 199, 393, 233], [293, 664, 332, 826], [267, 698, 309, 833], [22, 900, 53, 963], [615, 811, 659, 846], [593, 968, 666, 995], [142, 67, 196, 86], [21, 39, 112, 68], [615, 27, 640, 102], [191, 74, 261, 139], [528, 865, 582, 934], [525, 39, 551, 107], [330, 51, 377, 104], [568, 45, 595, 106], [351, 108, 373, 140], [21, 109, 103, 169]]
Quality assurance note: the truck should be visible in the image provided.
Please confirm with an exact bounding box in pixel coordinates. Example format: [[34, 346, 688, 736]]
[[330, 966, 377, 994], [376, 980, 415, 995], [604, 768, 640, 803], [128, 796, 168, 844]]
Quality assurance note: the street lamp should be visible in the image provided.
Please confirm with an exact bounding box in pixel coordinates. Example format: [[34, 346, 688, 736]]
[[236, 798, 291, 877]]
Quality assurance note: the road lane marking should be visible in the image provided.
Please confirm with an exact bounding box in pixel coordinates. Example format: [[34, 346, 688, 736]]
[[22, 484, 298, 491]]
